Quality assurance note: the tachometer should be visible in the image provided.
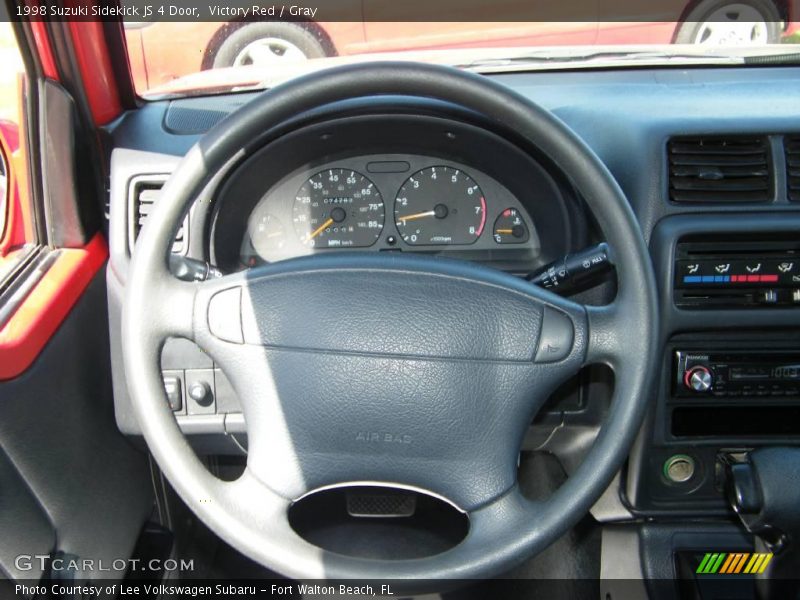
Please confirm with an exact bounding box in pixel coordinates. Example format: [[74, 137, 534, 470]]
[[394, 166, 486, 245], [292, 169, 385, 248]]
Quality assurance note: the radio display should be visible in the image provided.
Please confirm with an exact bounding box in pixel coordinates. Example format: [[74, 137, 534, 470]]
[[729, 365, 800, 381], [772, 365, 800, 380]]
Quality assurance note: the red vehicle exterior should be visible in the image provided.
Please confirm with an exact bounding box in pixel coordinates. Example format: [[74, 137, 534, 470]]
[[121, 21, 691, 92], [125, 8, 799, 93]]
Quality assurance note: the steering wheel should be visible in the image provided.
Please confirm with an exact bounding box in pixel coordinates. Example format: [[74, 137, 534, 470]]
[[123, 62, 657, 581]]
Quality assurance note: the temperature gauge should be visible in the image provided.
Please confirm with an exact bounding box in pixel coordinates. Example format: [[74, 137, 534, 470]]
[[493, 208, 529, 244]]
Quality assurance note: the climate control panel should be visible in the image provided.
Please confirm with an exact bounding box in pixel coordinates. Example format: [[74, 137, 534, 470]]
[[675, 259, 799, 307], [673, 237, 800, 308]]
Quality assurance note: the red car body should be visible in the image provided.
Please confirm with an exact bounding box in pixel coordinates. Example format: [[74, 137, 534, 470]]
[[123, 21, 693, 92]]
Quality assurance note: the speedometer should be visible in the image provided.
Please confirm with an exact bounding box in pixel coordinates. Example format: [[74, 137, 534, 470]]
[[394, 166, 486, 245], [292, 169, 385, 248]]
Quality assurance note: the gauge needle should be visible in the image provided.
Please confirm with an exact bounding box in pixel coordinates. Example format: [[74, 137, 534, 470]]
[[495, 229, 514, 234], [304, 217, 334, 242], [397, 210, 436, 224]]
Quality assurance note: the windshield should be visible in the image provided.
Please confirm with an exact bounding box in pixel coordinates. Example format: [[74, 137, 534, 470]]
[[122, 2, 800, 98]]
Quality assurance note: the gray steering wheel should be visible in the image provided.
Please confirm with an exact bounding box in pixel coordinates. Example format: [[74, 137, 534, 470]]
[[122, 62, 657, 581]]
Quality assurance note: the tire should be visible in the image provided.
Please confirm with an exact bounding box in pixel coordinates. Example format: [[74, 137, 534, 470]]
[[212, 22, 327, 69], [675, 0, 782, 44]]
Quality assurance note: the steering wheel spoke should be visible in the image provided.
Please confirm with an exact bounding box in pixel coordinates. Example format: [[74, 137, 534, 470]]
[[584, 302, 625, 368], [155, 278, 198, 340], [124, 261, 198, 342]]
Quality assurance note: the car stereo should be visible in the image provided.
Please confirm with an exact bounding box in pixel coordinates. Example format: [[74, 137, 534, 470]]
[[675, 351, 800, 398]]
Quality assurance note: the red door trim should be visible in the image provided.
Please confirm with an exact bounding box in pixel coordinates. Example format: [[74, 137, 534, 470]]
[[30, 21, 59, 81], [66, 20, 122, 125], [0, 233, 108, 380], [0, 121, 22, 254]]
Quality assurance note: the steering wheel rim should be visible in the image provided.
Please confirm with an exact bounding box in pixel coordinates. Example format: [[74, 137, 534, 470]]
[[123, 62, 658, 581]]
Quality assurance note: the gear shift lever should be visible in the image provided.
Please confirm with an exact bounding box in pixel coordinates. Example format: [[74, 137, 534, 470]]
[[726, 447, 800, 600]]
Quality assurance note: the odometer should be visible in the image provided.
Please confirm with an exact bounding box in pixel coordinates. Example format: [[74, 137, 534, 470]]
[[293, 169, 385, 248], [394, 166, 486, 245]]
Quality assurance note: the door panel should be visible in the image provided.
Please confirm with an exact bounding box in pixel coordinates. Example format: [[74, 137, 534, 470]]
[[0, 450, 54, 580], [0, 13, 151, 585], [0, 273, 152, 581]]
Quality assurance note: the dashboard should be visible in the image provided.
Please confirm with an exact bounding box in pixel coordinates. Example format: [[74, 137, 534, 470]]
[[106, 66, 800, 535], [100, 63, 800, 594]]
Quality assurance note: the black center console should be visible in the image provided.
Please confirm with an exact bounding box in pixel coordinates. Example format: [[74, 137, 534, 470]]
[[629, 214, 800, 516], [628, 337, 800, 515]]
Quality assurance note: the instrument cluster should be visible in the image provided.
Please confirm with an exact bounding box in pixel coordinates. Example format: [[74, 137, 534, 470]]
[[238, 155, 538, 267]]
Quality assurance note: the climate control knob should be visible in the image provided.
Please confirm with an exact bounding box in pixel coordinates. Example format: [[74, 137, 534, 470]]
[[684, 365, 713, 392]]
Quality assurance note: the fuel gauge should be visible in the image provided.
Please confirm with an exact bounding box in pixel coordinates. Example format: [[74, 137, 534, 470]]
[[249, 212, 286, 257], [493, 208, 529, 244]]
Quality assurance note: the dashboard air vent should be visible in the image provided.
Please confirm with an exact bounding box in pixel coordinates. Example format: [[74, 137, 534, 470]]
[[786, 135, 800, 202], [668, 136, 771, 203], [128, 177, 187, 254]]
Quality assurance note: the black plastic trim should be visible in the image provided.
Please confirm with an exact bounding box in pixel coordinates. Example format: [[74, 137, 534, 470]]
[[40, 81, 92, 247]]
